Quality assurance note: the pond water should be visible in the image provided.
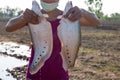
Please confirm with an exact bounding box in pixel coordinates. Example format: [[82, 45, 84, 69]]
[[0, 55, 28, 80], [0, 42, 31, 57], [0, 42, 30, 80]]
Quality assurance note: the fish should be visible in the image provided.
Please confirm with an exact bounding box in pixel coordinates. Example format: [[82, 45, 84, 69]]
[[28, 0, 53, 74], [58, 1, 81, 70]]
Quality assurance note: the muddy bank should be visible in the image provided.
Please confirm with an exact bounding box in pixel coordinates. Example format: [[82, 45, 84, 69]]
[[6, 65, 27, 80], [5, 51, 120, 80], [1, 52, 29, 61], [0, 42, 31, 60], [0, 21, 120, 80]]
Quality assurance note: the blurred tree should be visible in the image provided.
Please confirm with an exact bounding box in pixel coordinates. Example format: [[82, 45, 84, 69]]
[[17, 10, 23, 16], [85, 0, 103, 19], [0, 6, 23, 20], [110, 13, 120, 19]]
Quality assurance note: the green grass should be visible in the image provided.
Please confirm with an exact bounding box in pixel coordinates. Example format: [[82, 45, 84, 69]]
[[69, 67, 80, 71], [80, 48, 100, 54], [82, 32, 120, 38]]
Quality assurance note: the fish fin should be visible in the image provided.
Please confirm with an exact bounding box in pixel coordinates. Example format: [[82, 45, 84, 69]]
[[63, 1, 73, 15], [32, 0, 42, 16]]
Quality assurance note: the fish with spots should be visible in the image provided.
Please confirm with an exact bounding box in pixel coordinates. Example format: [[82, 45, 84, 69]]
[[58, 1, 81, 70], [28, 0, 53, 74]]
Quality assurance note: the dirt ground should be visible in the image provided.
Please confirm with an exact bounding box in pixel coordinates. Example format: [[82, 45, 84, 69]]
[[0, 21, 120, 80]]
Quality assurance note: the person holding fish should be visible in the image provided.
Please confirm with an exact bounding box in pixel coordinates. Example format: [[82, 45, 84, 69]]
[[5, 0, 100, 80]]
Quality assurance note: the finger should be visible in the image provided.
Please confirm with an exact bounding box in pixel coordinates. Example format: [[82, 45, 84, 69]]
[[24, 9, 31, 17], [25, 10, 38, 19], [68, 10, 78, 21], [68, 7, 82, 21], [71, 13, 81, 21], [30, 10, 39, 18], [25, 8, 38, 17], [24, 8, 39, 24], [29, 12, 39, 24], [24, 11, 32, 20], [24, 9, 35, 17], [23, 12, 35, 23], [25, 8, 32, 15]]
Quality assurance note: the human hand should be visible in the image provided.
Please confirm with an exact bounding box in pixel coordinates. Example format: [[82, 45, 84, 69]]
[[23, 8, 39, 24], [64, 6, 82, 22]]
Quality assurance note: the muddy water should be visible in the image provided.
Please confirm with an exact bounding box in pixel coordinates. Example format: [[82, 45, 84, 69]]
[[0, 42, 30, 80], [0, 55, 28, 80], [0, 42, 31, 57]]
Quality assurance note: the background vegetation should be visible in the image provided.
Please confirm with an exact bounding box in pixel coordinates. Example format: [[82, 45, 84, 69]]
[[0, 0, 120, 23], [0, 6, 23, 21]]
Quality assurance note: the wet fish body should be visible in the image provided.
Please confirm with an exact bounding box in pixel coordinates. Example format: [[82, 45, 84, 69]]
[[58, 1, 81, 70], [28, 0, 53, 74]]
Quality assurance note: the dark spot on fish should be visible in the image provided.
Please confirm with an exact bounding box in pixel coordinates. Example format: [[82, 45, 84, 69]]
[[66, 45, 68, 47], [66, 49, 69, 51], [69, 61, 71, 63], [32, 64, 35, 68], [43, 47, 46, 48], [68, 56, 70, 58], [10, 50, 14, 52], [42, 51, 45, 53], [44, 41, 47, 43], [67, 53, 69, 54]]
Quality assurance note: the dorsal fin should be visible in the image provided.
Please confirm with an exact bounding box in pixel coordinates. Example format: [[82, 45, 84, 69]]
[[63, 1, 73, 15]]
